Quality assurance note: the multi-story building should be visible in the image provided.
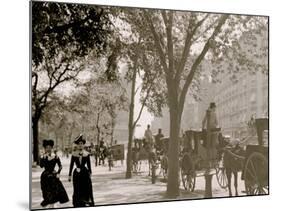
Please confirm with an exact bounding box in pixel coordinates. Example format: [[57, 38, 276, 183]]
[[214, 70, 268, 138], [214, 30, 268, 138]]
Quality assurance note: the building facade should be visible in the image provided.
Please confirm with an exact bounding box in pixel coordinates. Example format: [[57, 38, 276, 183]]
[[214, 71, 268, 138]]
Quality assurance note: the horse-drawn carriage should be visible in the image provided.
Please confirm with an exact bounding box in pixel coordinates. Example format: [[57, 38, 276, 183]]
[[131, 137, 169, 180], [241, 118, 268, 195], [179, 129, 228, 191], [93, 141, 125, 169], [217, 118, 269, 196], [131, 129, 229, 187], [180, 118, 269, 195]]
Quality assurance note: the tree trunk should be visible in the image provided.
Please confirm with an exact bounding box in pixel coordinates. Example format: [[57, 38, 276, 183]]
[[32, 117, 39, 164], [166, 105, 181, 198], [68, 129, 73, 147], [126, 62, 137, 179], [111, 117, 115, 146], [96, 113, 101, 145], [126, 123, 134, 178]]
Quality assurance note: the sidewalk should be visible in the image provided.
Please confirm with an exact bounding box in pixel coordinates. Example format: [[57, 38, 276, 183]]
[[31, 156, 245, 209]]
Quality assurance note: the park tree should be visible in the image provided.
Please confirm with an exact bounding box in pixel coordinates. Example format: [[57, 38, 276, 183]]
[[39, 94, 69, 148], [86, 10, 163, 178], [123, 8, 268, 197], [72, 75, 128, 146], [111, 26, 162, 178], [124, 44, 162, 178], [31, 1, 113, 163]]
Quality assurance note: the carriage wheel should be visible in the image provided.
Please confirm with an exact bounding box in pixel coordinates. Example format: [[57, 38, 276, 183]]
[[180, 153, 196, 191], [244, 152, 268, 195], [215, 162, 228, 189], [181, 169, 196, 192]]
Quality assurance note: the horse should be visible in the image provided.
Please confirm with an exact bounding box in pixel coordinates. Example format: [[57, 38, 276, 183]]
[[223, 143, 245, 196], [132, 147, 141, 173]]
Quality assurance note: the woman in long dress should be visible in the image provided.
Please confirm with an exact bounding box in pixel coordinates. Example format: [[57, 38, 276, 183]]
[[68, 134, 94, 207], [40, 139, 69, 208]]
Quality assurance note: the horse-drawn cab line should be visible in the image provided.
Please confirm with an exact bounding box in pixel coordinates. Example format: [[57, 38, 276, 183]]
[[179, 118, 269, 196]]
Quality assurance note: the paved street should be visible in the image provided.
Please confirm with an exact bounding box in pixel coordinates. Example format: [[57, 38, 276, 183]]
[[31, 155, 246, 209]]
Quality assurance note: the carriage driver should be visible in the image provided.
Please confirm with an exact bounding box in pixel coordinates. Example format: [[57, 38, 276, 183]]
[[144, 124, 154, 153], [202, 102, 219, 162]]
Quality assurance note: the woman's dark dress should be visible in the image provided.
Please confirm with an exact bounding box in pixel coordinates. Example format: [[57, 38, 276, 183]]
[[69, 151, 94, 207], [40, 155, 69, 207]]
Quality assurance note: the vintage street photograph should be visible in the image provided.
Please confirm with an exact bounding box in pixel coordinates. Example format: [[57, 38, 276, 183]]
[[31, 1, 269, 210]]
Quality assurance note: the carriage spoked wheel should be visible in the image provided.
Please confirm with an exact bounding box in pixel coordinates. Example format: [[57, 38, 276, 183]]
[[215, 160, 228, 189], [181, 169, 196, 192], [244, 152, 268, 195], [180, 153, 196, 192]]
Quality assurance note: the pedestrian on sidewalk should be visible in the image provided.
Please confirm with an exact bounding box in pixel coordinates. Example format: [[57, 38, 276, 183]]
[[68, 134, 95, 207], [39, 139, 69, 208]]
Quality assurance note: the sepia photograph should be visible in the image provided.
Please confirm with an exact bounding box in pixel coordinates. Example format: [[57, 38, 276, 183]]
[[30, 0, 269, 210]]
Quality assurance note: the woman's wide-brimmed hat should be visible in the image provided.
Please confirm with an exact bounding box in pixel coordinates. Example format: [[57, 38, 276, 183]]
[[73, 134, 86, 145], [42, 139, 54, 148]]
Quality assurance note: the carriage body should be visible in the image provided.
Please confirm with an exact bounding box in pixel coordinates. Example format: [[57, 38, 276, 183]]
[[179, 128, 246, 191], [109, 144, 125, 161], [242, 118, 269, 195]]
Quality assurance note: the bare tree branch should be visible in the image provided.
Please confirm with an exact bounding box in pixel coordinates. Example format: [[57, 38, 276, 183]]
[[178, 15, 229, 111], [161, 10, 168, 28], [192, 17, 219, 43], [175, 14, 210, 82], [133, 73, 158, 128], [143, 10, 169, 75], [134, 85, 141, 96], [164, 11, 174, 77]]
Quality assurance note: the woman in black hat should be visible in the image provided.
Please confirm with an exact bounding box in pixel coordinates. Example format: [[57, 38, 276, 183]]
[[40, 139, 69, 208], [68, 134, 94, 207]]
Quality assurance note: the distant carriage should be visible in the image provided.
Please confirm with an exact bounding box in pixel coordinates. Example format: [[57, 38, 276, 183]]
[[106, 144, 125, 170], [131, 137, 166, 179], [109, 144, 125, 161], [131, 138, 150, 173]]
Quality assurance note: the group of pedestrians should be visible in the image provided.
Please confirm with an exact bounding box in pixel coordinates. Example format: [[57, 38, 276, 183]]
[[39, 134, 94, 208]]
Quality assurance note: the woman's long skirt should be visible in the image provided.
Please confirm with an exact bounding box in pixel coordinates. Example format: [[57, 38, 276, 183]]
[[72, 168, 94, 207], [40, 171, 69, 207]]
